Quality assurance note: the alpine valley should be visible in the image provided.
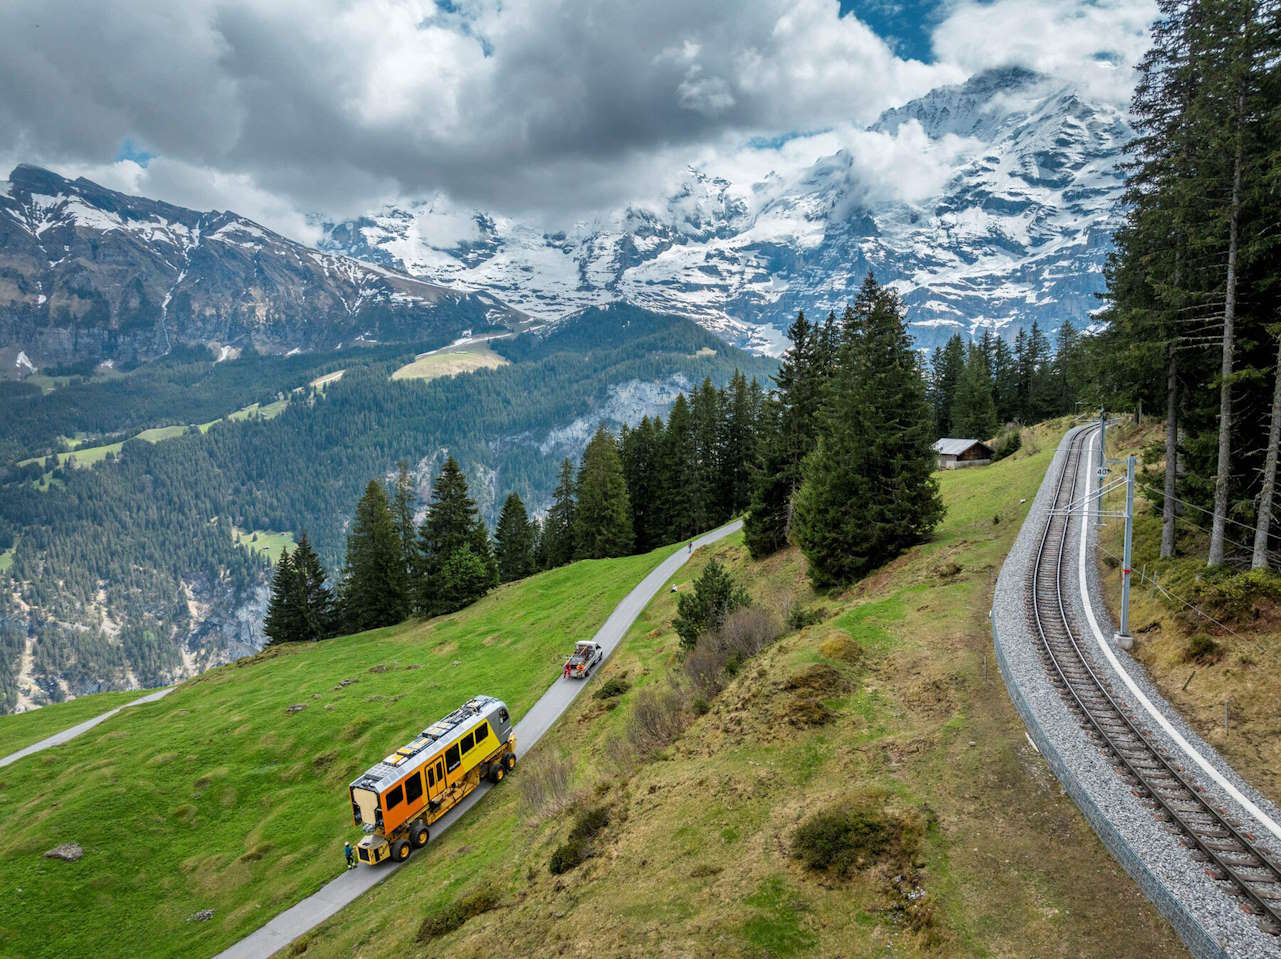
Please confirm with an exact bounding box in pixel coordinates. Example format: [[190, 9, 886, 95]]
[[0, 66, 1130, 709]]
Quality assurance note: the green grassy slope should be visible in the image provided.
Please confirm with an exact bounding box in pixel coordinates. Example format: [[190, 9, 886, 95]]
[[292, 418, 1184, 959], [0, 547, 669, 959], [0, 689, 150, 758]]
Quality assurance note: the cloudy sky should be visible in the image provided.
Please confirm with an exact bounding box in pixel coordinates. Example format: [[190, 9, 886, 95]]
[[0, 0, 1155, 241]]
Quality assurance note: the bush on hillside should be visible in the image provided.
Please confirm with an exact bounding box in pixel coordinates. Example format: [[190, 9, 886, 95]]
[[675, 559, 750, 649], [518, 753, 574, 821], [592, 677, 630, 700], [992, 428, 1022, 461], [549, 805, 611, 875], [792, 799, 924, 879], [416, 887, 500, 942]]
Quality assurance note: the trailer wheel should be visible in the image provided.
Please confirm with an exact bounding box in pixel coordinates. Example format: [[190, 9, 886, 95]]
[[503, 752, 516, 772], [410, 822, 429, 848], [391, 839, 411, 863]]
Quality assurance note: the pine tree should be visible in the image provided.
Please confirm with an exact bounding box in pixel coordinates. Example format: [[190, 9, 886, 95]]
[[263, 547, 301, 645], [417, 457, 490, 614], [495, 492, 535, 582], [391, 460, 420, 587], [621, 416, 663, 552], [574, 426, 634, 559], [435, 545, 493, 614], [690, 377, 724, 531], [290, 532, 334, 640], [341, 480, 409, 632], [744, 310, 823, 558], [542, 458, 578, 568], [674, 558, 750, 649], [931, 334, 966, 436], [992, 336, 1020, 424], [658, 393, 697, 544], [951, 346, 999, 440], [793, 275, 944, 587], [722, 371, 758, 515]]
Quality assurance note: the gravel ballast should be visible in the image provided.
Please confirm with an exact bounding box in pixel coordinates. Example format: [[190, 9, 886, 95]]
[[992, 424, 1281, 959]]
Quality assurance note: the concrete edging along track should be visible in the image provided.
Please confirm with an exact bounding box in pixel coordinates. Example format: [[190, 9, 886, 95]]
[[214, 518, 744, 959], [992, 426, 1281, 959], [0, 686, 174, 769]]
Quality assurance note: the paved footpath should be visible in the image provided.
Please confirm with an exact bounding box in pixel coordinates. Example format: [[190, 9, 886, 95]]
[[216, 519, 743, 959], [0, 685, 174, 769]]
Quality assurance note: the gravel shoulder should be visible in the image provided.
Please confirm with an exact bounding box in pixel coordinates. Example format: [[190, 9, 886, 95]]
[[992, 425, 1280, 959]]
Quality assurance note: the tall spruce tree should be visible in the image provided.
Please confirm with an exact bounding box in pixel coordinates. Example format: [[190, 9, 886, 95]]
[[391, 461, 420, 587], [621, 416, 663, 552], [263, 547, 302, 645], [574, 426, 634, 558], [340, 480, 410, 632], [951, 346, 999, 440], [722, 371, 758, 516], [793, 275, 944, 587], [744, 311, 826, 557], [690, 378, 724, 531], [542, 458, 578, 568], [495, 492, 535, 582], [658, 393, 698, 543], [290, 533, 334, 640], [931, 334, 966, 436], [417, 458, 494, 614]]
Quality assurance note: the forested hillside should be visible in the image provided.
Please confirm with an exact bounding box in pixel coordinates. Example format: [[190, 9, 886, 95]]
[[0, 305, 772, 710]]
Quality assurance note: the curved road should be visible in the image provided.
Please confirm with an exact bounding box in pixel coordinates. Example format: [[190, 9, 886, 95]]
[[0, 686, 174, 769], [216, 518, 744, 959]]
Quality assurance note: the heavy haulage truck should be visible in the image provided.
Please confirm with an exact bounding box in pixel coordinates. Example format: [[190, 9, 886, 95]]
[[348, 695, 516, 864]]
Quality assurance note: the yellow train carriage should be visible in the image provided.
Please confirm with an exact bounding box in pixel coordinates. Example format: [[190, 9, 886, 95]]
[[348, 695, 516, 864]]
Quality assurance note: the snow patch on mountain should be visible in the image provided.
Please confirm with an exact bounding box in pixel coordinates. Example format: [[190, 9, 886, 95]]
[[321, 67, 1130, 354]]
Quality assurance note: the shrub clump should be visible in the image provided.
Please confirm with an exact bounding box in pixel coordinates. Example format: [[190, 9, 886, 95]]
[[1185, 568, 1281, 625], [675, 558, 750, 649], [684, 607, 782, 697], [1182, 633, 1224, 665], [416, 887, 500, 942], [518, 753, 573, 821], [549, 805, 611, 875], [992, 428, 1022, 461], [592, 677, 630, 700], [786, 604, 828, 631], [792, 800, 924, 879]]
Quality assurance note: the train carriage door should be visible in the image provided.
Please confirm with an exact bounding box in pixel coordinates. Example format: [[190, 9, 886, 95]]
[[429, 759, 445, 798]]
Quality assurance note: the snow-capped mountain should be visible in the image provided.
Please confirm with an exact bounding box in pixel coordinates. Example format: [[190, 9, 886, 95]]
[[0, 165, 525, 370], [321, 67, 1131, 353]]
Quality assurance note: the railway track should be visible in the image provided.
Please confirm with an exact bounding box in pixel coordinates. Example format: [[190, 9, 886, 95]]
[[1029, 426, 1281, 938]]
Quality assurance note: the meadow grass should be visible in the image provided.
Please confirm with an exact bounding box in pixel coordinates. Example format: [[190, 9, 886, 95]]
[[391, 343, 508, 382], [231, 527, 296, 563], [0, 689, 150, 758], [291, 417, 1181, 959], [0, 546, 669, 959]]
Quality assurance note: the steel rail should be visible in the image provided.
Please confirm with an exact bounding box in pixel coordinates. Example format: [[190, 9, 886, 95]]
[[1029, 426, 1281, 937]]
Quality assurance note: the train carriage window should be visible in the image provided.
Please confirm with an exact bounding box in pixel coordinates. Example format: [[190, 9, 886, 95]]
[[405, 772, 423, 805], [474, 721, 488, 743], [428, 766, 436, 787], [460, 731, 474, 753], [385, 785, 404, 810], [499, 707, 509, 723], [445, 744, 461, 771]]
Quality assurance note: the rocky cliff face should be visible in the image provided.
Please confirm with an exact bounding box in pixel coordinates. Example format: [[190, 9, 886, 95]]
[[321, 67, 1130, 353], [0, 165, 524, 370]]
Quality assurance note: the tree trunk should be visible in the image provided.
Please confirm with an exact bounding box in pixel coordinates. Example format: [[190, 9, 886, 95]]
[[1208, 91, 1244, 568], [1252, 330, 1281, 569], [1162, 341, 1178, 558]]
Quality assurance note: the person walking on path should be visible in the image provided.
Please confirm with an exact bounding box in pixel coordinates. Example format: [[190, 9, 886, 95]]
[[344, 841, 355, 870], [688, 541, 693, 553]]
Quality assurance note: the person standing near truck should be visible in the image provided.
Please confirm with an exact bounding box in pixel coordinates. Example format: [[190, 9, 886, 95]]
[[344, 841, 355, 870]]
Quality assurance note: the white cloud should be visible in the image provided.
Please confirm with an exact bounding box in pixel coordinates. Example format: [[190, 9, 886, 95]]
[[0, 0, 1153, 239], [932, 0, 1156, 105]]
